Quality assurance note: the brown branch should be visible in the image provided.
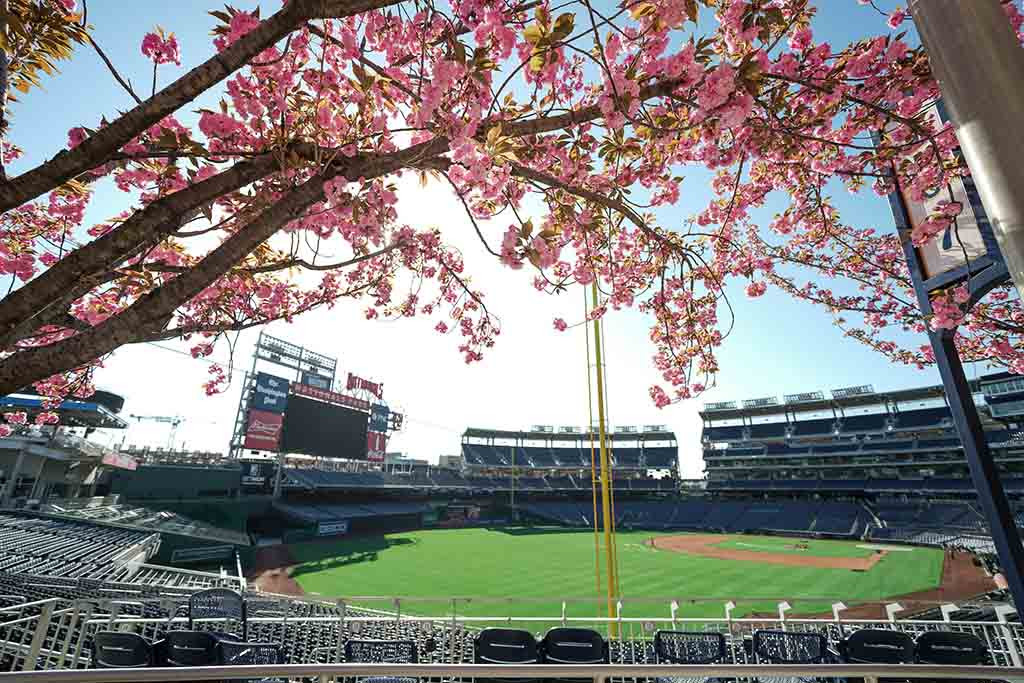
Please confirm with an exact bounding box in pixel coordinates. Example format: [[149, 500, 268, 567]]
[[0, 0, 402, 213]]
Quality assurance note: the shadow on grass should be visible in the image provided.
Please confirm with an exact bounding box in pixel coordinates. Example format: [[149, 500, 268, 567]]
[[290, 536, 415, 577]]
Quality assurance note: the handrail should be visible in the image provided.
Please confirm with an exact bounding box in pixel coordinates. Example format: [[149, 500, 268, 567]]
[[0, 662, 1023, 683]]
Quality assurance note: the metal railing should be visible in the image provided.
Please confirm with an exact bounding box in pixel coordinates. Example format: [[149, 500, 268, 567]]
[[5, 594, 1024, 677], [1, 662, 1024, 683]]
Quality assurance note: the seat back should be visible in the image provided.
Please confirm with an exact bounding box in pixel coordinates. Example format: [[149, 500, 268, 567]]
[[92, 631, 151, 669], [540, 628, 607, 664], [753, 630, 828, 664], [162, 630, 220, 667], [916, 631, 988, 665], [345, 640, 419, 664], [653, 631, 726, 664], [839, 629, 915, 664], [189, 588, 247, 639], [474, 628, 539, 664]]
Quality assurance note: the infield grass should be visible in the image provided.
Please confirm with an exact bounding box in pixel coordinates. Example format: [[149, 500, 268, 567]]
[[288, 527, 942, 621]]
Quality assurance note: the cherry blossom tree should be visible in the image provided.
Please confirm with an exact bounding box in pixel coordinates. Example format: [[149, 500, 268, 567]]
[[0, 0, 1021, 427]]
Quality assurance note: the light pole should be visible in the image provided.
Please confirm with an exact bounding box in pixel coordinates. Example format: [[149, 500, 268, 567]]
[[909, 0, 1024, 299]]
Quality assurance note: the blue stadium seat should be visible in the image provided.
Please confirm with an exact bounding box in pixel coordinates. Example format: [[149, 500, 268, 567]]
[[705, 425, 745, 441], [893, 407, 951, 430]]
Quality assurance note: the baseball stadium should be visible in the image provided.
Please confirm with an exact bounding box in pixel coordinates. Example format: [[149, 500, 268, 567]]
[[0, 330, 1021, 683]]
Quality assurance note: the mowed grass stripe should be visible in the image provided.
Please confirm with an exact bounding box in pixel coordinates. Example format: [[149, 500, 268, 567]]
[[288, 528, 942, 619]]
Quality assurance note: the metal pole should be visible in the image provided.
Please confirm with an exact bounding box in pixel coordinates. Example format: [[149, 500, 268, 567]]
[[591, 282, 618, 637], [930, 329, 1024, 609], [909, 0, 1024, 298], [272, 450, 285, 499]]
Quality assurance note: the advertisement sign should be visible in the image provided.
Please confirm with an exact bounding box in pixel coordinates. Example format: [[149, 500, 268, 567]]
[[301, 371, 332, 391], [888, 103, 989, 279], [317, 520, 350, 536], [291, 382, 370, 412], [251, 372, 290, 413], [101, 452, 138, 471], [240, 461, 274, 487], [370, 404, 390, 432], [367, 431, 388, 461], [390, 412, 404, 430], [347, 373, 383, 399], [243, 409, 284, 451]]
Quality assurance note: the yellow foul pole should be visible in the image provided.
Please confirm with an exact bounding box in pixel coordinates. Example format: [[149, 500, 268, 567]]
[[584, 288, 602, 595], [590, 281, 617, 636]]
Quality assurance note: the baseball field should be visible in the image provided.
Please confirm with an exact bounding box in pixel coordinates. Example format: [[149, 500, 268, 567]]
[[248, 527, 994, 620]]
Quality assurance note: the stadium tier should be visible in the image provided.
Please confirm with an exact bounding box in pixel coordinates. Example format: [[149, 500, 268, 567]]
[[520, 499, 872, 537], [461, 426, 679, 472], [701, 373, 1024, 494]]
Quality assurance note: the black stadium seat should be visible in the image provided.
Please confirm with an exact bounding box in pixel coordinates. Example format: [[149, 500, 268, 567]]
[[92, 632, 153, 669], [838, 629, 915, 664], [162, 631, 219, 667], [915, 631, 988, 665], [189, 588, 247, 640], [540, 628, 607, 664], [474, 628, 539, 664]]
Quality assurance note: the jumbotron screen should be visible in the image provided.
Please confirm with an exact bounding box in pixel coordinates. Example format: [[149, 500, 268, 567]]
[[281, 395, 368, 459]]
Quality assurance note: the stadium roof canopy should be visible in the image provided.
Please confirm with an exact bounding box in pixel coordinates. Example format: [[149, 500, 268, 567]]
[[699, 373, 1022, 420], [0, 393, 127, 428]]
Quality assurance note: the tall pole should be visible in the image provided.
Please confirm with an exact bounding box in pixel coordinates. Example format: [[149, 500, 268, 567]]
[[591, 282, 617, 636], [930, 330, 1024, 609], [910, 0, 1024, 298]]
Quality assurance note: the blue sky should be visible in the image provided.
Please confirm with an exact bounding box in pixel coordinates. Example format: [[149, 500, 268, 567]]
[[6, 0, 978, 476]]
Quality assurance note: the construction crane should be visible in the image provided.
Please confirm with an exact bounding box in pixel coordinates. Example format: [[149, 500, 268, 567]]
[[128, 414, 184, 450]]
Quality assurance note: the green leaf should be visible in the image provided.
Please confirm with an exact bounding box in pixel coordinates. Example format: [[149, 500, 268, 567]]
[[523, 23, 544, 46], [550, 12, 575, 42]]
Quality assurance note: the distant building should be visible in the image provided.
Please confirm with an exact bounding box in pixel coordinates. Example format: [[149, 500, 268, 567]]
[[437, 454, 463, 469]]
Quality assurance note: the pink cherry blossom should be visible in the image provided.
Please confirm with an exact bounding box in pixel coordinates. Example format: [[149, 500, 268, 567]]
[[141, 30, 181, 66]]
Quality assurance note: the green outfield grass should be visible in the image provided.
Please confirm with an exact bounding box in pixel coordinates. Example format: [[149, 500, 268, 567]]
[[713, 535, 876, 558], [287, 527, 943, 621]]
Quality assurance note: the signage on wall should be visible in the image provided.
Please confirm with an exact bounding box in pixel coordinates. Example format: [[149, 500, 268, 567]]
[[317, 520, 350, 536], [243, 410, 284, 451], [369, 404, 390, 432], [347, 373, 383, 399], [291, 382, 370, 412], [301, 372, 332, 391], [251, 372, 290, 413]]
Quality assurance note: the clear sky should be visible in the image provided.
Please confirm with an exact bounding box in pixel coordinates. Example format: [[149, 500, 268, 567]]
[[8, 0, 993, 477]]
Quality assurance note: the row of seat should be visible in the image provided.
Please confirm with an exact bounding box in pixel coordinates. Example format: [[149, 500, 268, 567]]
[[474, 627, 990, 667], [93, 631, 280, 669]]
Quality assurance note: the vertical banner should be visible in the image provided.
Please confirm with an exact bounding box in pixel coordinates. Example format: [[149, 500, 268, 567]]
[[243, 410, 284, 451], [366, 431, 387, 461], [370, 404, 390, 432], [887, 103, 989, 279]]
